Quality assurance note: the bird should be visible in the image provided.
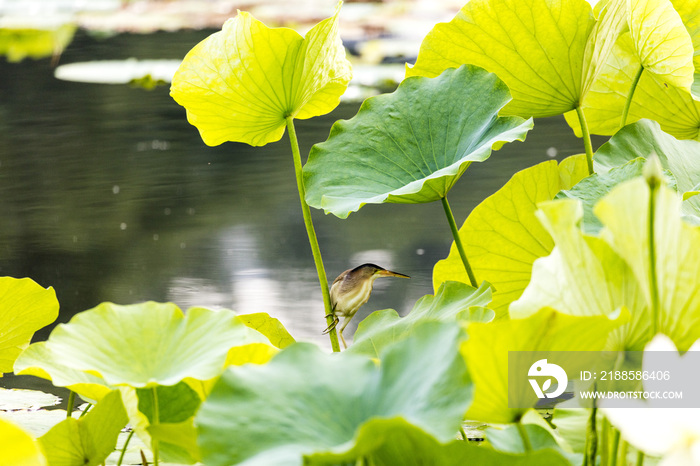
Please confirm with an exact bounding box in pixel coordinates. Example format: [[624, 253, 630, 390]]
[[323, 263, 409, 349]]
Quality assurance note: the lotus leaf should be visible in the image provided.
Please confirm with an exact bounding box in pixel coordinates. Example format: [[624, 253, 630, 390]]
[[305, 418, 571, 466], [38, 390, 127, 466], [433, 155, 589, 315], [406, 0, 595, 118], [14, 302, 272, 389], [596, 177, 700, 350], [0, 24, 76, 62], [196, 323, 471, 466], [513, 174, 700, 351], [237, 312, 295, 349], [170, 3, 351, 147], [348, 281, 493, 358], [671, 0, 700, 70], [303, 65, 533, 218], [0, 277, 59, 376], [592, 119, 700, 218], [565, 33, 700, 139], [0, 416, 46, 465], [487, 423, 579, 463], [462, 307, 627, 424]]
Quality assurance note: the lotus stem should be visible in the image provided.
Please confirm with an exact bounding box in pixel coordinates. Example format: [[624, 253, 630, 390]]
[[286, 116, 341, 353], [620, 65, 644, 129], [600, 417, 610, 466], [460, 425, 468, 441], [516, 421, 532, 452], [636, 450, 645, 466], [647, 179, 660, 336], [575, 106, 595, 175], [117, 429, 135, 466], [151, 387, 160, 465], [66, 391, 76, 418], [610, 427, 620, 466], [583, 400, 598, 466], [79, 403, 92, 418], [441, 196, 478, 288], [618, 438, 628, 466]]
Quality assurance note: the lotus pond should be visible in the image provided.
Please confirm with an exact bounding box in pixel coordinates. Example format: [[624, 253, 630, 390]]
[[1, 0, 700, 465]]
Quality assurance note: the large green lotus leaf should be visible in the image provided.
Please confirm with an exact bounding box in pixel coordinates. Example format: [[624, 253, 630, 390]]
[[0, 24, 76, 63], [433, 155, 589, 316], [510, 200, 650, 351], [348, 281, 493, 358], [170, 3, 351, 147], [595, 177, 700, 350], [119, 382, 201, 464], [0, 277, 59, 376], [0, 416, 46, 466], [406, 0, 595, 118], [486, 423, 580, 464], [462, 307, 627, 424], [592, 119, 700, 218], [566, 33, 700, 139], [236, 312, 295, 349], [556, 158, 647, 234], [13, 342, 113, 402], [14, 302, 271, 388], [196, 323, 471, 466], [305, 417, 571, 466], [38, 390, 127, 466], [303, 65, 533, 217]]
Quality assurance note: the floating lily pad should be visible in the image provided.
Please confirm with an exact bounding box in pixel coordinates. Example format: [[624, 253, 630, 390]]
[[197, 323, 472, 466], [170, 3, 352, 146], [0, 388, 60, 411], [54, 59, 181, 88], [304, 65, 533, 218], [0, 277, 59, 376]]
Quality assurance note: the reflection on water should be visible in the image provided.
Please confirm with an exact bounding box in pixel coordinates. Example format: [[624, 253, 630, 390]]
[[0, 28, 604, 374]]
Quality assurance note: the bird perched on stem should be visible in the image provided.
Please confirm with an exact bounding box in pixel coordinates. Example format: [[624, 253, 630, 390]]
[[323, 263, 409, 349]]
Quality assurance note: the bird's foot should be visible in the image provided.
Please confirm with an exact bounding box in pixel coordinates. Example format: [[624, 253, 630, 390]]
[[322, 316, 339, 334]]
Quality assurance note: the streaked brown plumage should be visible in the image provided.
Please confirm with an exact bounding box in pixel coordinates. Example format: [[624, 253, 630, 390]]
[[323, 263, 409, 349]]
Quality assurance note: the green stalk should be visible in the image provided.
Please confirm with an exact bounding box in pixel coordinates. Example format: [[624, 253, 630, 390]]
[[620, 65, 644, 129], [79, 403, 92, 418], [636, 450, 645, 466], [459, 426, 468, 441], [441, 196, 478, 287], [618, 439, 628, 466], [600, 417, 610, 466], [583, 400, 598, 466], [610, 428, 621, 466], [647, 179, 660, 336], [516, 421, 532, 452], [66, 391, 76, 418], [117, 430, 135, 466], [151, 387, 160, 466], [575, 106, 595, 175], [286, 117, 341, 352]]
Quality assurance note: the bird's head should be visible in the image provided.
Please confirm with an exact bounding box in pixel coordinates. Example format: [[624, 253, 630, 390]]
[[350, 263, 410, 281]]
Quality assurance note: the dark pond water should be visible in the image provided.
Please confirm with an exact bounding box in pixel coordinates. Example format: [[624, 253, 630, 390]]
[[0, 30, 604, 393]]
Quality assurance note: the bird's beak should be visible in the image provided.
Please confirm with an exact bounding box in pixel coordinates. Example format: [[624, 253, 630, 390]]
[[376, 269, 410, 279]]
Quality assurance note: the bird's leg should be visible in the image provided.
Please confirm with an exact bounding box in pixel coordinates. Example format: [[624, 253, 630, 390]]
[[322, 315, 339, 334], [337, 315, 353, 349]]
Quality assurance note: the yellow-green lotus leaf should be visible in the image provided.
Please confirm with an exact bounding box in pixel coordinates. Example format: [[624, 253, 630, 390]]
[[462, 307, 627, 424], [407, 0, 596, 118], [0, 416, 47, 466], [596, 177, 700, 350], [433, 155, 589, 316], [0, 277, 58, 376], [170, 3, 351, 147], [510, 200, 651, 351], [14, 302, 272, 389], [670, 0, 700, 71], [566, 32, 700, 139]]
